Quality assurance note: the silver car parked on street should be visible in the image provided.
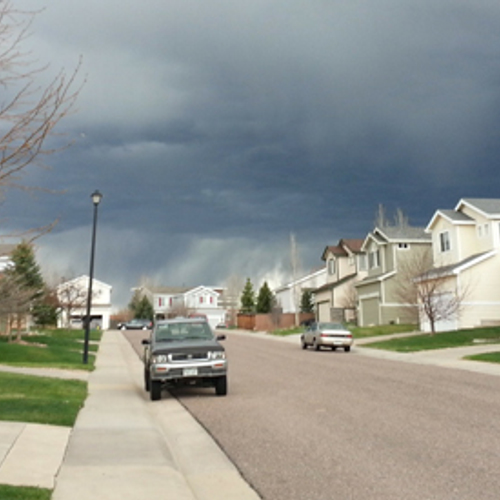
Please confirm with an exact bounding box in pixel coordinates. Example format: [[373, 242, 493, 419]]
[[301, 322, 353, 352]]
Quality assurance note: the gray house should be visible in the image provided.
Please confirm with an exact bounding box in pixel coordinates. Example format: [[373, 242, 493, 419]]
[[355, 226, 431, 326]]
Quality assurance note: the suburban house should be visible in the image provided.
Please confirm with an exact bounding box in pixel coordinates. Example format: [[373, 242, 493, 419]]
[[355, 227, 432, 327], [57, 275, 113, 330], [273, 268, 326, 314], [418, 198, 500, 332], [136, 285, 227, 329], [313, 239, 366, 323]]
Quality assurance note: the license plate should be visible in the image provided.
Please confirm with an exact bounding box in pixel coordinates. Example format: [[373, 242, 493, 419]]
[[183, 368, 198, 377]]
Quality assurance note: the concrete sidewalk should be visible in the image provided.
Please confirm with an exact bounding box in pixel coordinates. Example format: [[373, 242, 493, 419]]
[[0, 331, 260, 499]]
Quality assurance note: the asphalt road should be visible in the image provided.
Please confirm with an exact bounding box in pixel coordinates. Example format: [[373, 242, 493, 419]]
[[125, 330, 500, 500]]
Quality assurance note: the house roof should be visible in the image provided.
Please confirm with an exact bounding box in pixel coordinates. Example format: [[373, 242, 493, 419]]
[[340, 239, 365, 253], [322, 245, 347, 260], [361, 226, 430, 252], [321, 238, 365, 261], [273, 267, 326, 293], [375, 226, 430, 242], [415, 250, 496, 281], [456, 198, 500, 218], [425, 209, 474, 232], [426, 198, 500, 232], [59, 275, 112, 290], [313, 273, 357, 293], [355, 270, 396, 287], [143, 286, 191, 294]]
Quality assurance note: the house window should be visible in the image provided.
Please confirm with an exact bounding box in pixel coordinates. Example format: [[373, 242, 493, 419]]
[[199, 296, 204, 304], [368, 249, 380, 268], [439, 231, 451, 252], [484, 223, 489, 236], [169, 297, 173, 306], [358, 254, 367, 271], [210, 296, 213, 304], [158, 297, 163, 307], [328, 259, 336, 275], [398, 243, 409, 250]]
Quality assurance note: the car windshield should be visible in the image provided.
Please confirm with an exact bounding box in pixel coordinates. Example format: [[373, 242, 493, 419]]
[[318, 323, 346, 331], [154, 321, 213, 342]]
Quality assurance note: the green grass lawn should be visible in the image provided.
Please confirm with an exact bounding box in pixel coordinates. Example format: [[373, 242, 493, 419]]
[[349, 323, 418, 339], [363, 326, 500, 352], [0, 484, 51, 500], [0, 371, 87, 426], [0, 329, 101, 370], [465, 351, 500, 364]]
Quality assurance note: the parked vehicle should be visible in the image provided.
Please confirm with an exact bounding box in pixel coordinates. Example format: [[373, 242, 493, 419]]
[[117, 318, 153, 330], [301, 322, 353, 352], [142, 317, 228, 401]]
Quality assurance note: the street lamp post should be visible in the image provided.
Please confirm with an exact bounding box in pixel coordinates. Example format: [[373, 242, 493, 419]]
[[83, 190, 103, 364]]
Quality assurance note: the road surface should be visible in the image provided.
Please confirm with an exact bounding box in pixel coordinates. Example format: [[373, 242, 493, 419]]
[[125, 329, 500, 500]]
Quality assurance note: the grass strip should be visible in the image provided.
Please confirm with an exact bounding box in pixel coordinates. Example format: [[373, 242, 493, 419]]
[[362, 326, 500, 352], [0, 329, 102, 370], [0, 484, 51, 500], [0, 372, 87, 426], [465, 351, 500, 364]]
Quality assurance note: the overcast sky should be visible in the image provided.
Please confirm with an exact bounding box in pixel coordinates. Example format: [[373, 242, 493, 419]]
[[3, 1, 500, 309]]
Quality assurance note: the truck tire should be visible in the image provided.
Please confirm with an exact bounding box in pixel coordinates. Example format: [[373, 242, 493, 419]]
[[150, 380, 162, 401], [215, 376, 227, 396]]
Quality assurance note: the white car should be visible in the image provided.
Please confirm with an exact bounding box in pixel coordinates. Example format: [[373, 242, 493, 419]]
[[301, 322, 353, 352]]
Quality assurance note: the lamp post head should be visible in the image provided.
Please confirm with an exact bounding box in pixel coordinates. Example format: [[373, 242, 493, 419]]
[[91, 190, 103, 206]]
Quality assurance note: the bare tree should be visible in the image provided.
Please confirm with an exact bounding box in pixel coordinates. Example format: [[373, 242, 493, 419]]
[[223, 274, 244, 327], [374, 204, 409, 229], [290, 233, 301, 326], [338, 281, 358, 323], [395, 247, 467, 334], [56, 277, 88, 328], [0, 2, 81, 207], [414, 268, 469, 335], [0, 272, 32, 341]]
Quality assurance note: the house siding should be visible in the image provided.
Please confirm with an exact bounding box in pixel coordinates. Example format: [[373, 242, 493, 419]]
[[458, 257, 500, 328]]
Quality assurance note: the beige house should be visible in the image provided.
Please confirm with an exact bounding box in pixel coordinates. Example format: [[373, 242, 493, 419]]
[[419, 198, 500, 332], [355, 226, 432, 326], [314, 239, 366, 322], [136, 285, 227, 329]]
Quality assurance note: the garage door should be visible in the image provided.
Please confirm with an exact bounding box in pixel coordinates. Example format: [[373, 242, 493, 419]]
[[360, 297, 379, 326]]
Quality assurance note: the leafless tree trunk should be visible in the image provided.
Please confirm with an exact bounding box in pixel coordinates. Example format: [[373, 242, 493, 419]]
[[290, 233, 301, 326], [0, 273, 32, 341], [223, 274, 244, 327]]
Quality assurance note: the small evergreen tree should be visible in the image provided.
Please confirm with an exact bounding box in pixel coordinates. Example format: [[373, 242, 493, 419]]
[[129, 291, 154, 320], [240, 278, 255, 313], [256, 281, 274, 313], [135, 295, 154, 320], [6, 242, 46, 338], [300, 290, 314, 313], [9, 242, 44, 293]]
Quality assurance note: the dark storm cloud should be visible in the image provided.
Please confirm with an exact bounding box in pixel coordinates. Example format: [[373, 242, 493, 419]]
[[6, 0, 500, 306]]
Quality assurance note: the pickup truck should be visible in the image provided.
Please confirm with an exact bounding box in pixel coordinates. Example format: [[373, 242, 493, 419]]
[[142, 317, 228, 401]]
